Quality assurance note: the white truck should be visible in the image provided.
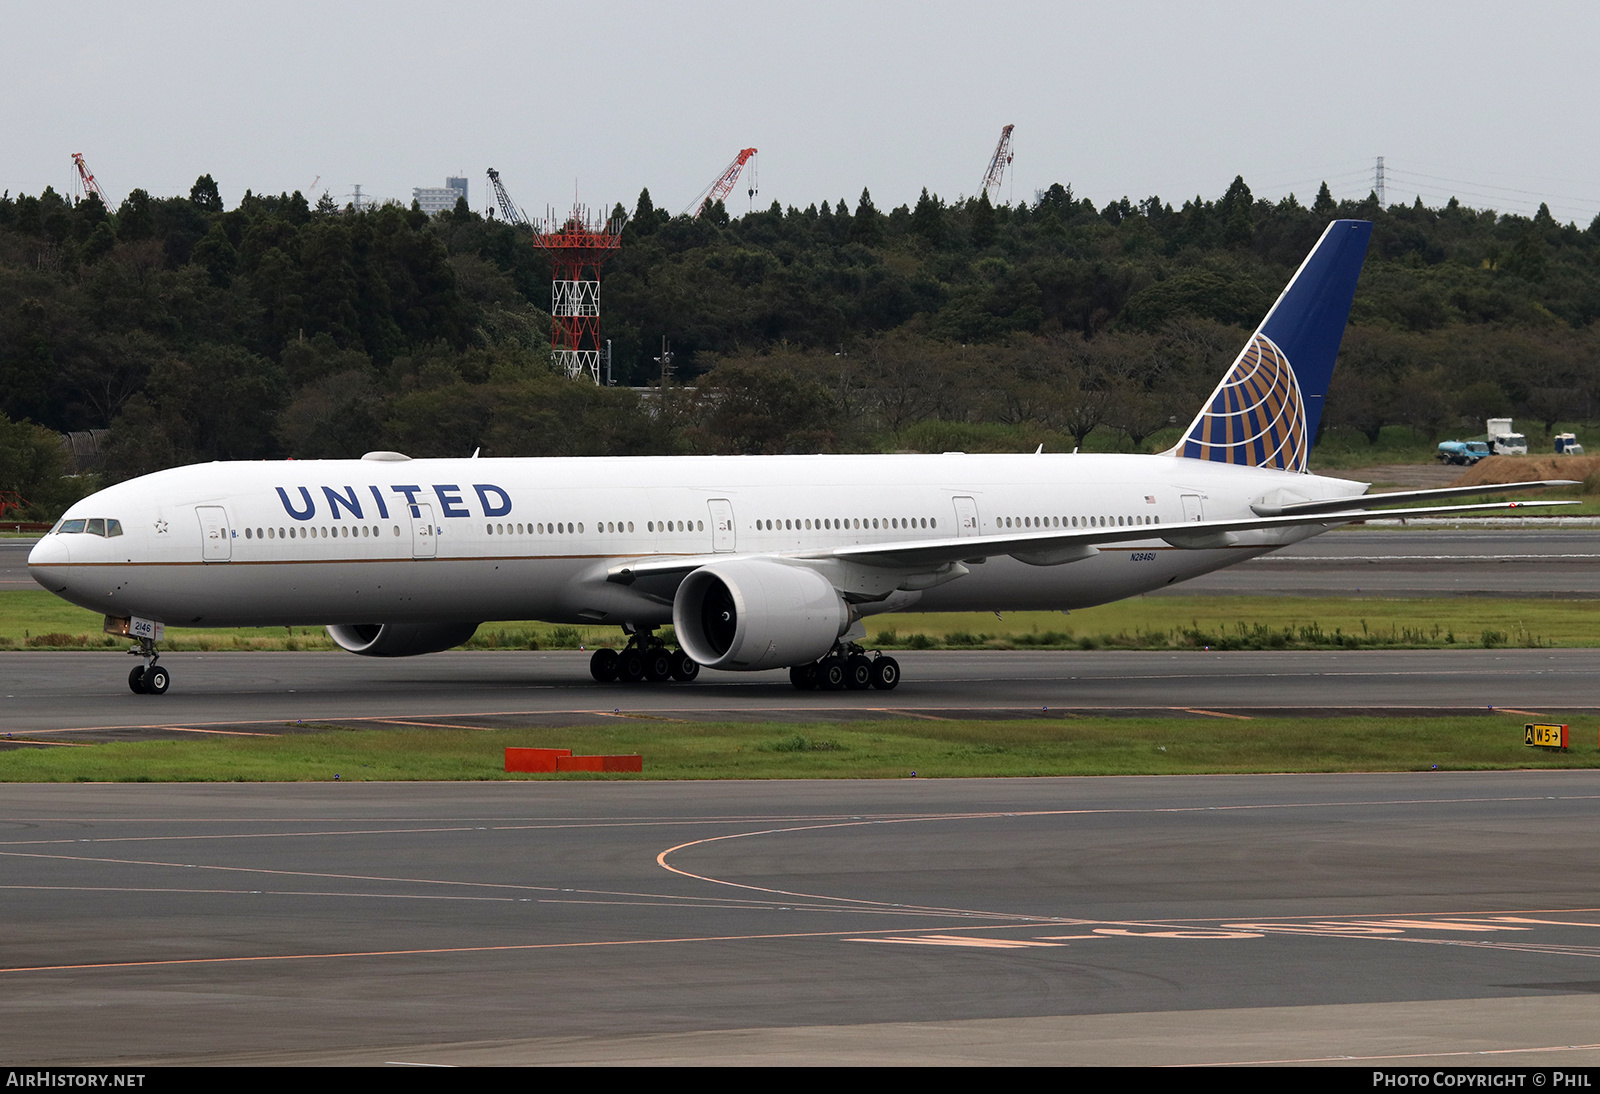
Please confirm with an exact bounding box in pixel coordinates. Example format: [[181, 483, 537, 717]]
[[1486, 418, 1528, 456]]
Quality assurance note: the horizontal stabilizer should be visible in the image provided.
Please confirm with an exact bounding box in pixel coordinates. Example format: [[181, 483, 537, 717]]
[[1252, 480, 1580, 516]]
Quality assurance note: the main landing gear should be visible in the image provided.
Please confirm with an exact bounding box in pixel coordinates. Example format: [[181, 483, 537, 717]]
[[126, 637, 170, 695], [589, 631, 700, 684], [788, 643, 899, 692]]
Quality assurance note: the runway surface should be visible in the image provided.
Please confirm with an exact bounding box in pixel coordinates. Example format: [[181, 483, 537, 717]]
[[7, 526, 1600, 597], [6, 773, 1600, 1066], [4, 648, 1599, 740]]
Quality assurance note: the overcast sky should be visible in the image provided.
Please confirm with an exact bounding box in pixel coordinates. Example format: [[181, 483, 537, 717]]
[[6, 1, 1597, 225]]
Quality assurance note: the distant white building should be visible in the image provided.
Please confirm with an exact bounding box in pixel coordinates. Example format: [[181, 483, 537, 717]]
[[413, 176, 468, 215]]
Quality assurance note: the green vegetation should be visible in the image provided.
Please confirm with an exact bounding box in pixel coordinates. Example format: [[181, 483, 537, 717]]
[[4, 173, 1600, 518], [3, 715, 1596, 782], [869, 596, 1598, 650], [4, 591, 1594, 651]]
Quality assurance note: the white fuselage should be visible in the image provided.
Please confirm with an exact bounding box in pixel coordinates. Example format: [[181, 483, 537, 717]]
[[28, 452, 1363, 630]]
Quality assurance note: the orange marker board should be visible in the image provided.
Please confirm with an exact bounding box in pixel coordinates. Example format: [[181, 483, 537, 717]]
[[504, 747, 573, 773], [556, 754, 643, 773]]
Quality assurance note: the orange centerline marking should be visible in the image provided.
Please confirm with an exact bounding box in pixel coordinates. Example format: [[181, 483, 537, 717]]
[[0, 922, 1063, 975]]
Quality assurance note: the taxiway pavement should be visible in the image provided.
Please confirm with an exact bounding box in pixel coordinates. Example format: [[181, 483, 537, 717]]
[[2, 648, 1598, 740], [5, 773, 1600, 1066]]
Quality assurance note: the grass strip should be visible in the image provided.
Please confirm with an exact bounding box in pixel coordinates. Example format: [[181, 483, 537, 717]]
[[2, 591, 1594, 652], [3, 715, 1597, 782]]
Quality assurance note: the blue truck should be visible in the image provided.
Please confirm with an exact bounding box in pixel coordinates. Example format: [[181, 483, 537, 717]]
[[1436, 439, 1492, 465]]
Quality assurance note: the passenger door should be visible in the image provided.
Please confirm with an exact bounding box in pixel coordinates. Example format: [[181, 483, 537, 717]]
[[708, 499, 736, 552], [952, 496, 980, 537], [411, 503, 437, 559], [196, 506, 231, 562]]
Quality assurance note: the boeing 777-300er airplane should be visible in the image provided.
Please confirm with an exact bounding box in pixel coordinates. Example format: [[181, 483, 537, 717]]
[[29, 219, 1574, 695]]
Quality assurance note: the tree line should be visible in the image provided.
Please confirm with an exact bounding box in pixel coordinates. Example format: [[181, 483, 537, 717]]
[[1, 170, 1598, 515]]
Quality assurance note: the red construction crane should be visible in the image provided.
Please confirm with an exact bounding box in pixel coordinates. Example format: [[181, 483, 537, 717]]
[[71, 153, 111, 210], [684, 148, 758, 217], [981, 125, 1014, 201]]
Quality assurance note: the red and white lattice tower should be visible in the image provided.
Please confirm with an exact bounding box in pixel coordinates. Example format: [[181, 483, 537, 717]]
[[531, 203, 626, 383]]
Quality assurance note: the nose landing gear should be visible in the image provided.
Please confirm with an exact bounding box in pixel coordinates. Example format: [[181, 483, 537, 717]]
[[126, 637, 170, 695]]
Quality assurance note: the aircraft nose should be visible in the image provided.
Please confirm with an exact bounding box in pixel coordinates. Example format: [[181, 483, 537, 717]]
[[27, 534, 71, 591]]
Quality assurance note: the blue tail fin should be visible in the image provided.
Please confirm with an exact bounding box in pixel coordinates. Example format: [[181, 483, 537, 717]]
[[1173, 219, 1372, 472]]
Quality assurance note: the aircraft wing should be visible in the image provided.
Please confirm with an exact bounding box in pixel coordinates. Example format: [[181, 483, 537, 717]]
[[607, 493, 1576, 583]]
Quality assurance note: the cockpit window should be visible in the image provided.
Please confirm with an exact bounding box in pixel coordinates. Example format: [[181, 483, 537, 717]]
[[54, 518, 121, 535]]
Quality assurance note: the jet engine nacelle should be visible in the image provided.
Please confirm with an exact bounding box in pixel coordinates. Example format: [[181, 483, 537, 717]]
[[673, 559, 849, 671], [326, 622, 481, 657]]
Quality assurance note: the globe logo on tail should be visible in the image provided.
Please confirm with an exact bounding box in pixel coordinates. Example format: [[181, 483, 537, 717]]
[[1179, 333, 1308, 472]]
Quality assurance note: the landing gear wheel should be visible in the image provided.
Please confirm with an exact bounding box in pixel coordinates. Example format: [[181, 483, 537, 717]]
[[672, 650, 700, 682], [617, 649, 647, 683], [844, 654, 874, 690], [644, 649, 675, 682], [789, 663, 818, 690], [128, 666, 148, 695], [590, 648, 619, 682], [817, 658, 847, 691], [870, 656, 900, 691], [143, 665, 170, 695]]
